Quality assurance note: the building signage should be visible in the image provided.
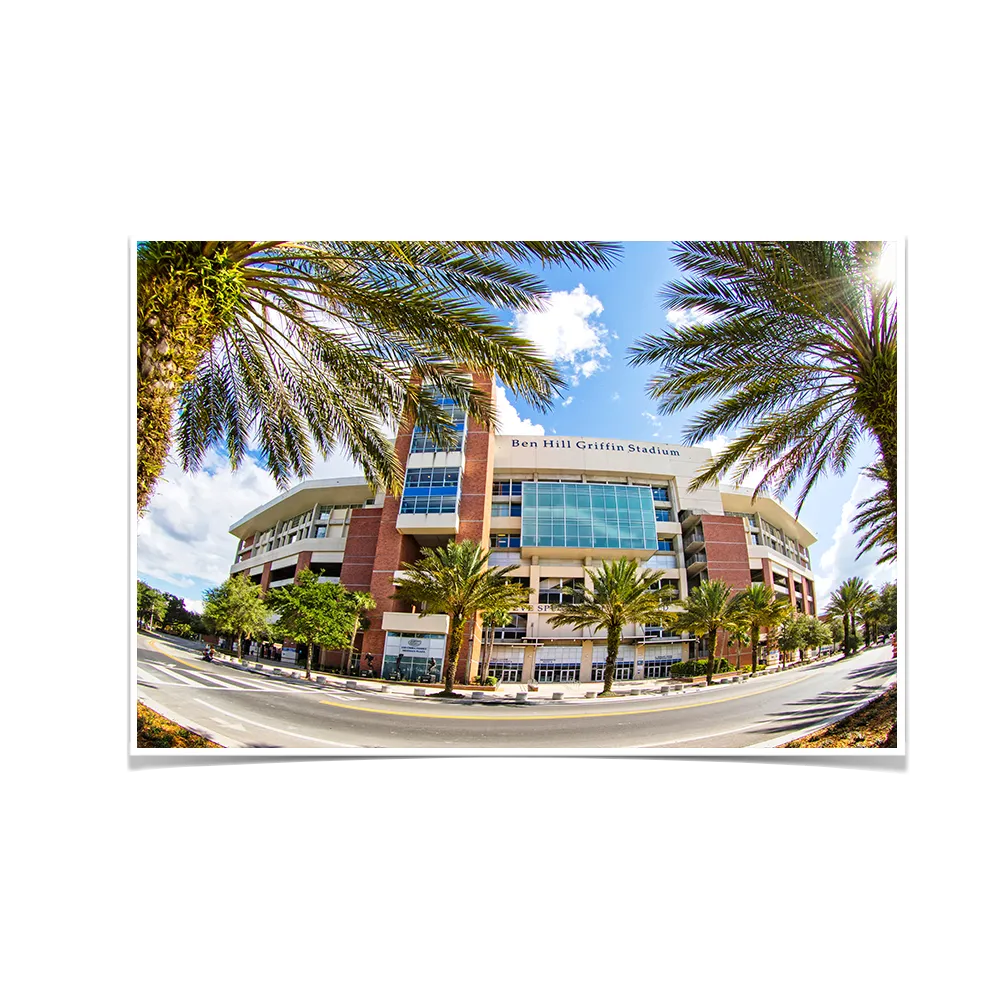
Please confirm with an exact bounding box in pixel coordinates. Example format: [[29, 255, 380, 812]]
[[281, 645, 298, 663], [510, 437, 680, 456], [401, 636, 431, 655]]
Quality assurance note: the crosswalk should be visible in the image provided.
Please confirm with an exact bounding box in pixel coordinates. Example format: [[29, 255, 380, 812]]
[[137, 655, 366, 699], [137, 657, 277, 692]]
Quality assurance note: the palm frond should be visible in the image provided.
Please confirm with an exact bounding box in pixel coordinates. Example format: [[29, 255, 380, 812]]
[[138, 240, 621, 508], [628, 240, 897, 551]]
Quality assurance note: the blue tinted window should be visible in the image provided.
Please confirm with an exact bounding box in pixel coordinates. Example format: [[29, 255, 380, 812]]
[[520, 483, 657, 549]]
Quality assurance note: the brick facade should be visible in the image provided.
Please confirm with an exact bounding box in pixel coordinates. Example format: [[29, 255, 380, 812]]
[[701, 515, 752, 590]]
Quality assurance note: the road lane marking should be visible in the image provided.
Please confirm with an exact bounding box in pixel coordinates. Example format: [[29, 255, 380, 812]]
[[191, 699, 360, 747], [139, 659, 213, 688], [145, 639, 317, 694], [143, 642, 276, 690], [635, 724, 760, 747], [210, 717, 247, 732]]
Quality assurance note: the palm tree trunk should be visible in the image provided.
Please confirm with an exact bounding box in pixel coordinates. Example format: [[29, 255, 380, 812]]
[[600, 628, 620, 696], [444, 619, 465, 695], [706, 629, 717, 685], [751, 627, 760, 672], [137, 267, 220, 513], [305, 641, 313, 681], [854, 342, 896, 510], [483, 625, 496, 684]]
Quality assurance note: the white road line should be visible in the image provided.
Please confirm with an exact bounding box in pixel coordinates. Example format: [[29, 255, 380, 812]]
[[138, 660, 208, 688], [144, 659, 257, 691], [137, 666, 163, 685], [191, 699, 359, 747], [634, 724, 759, 747]]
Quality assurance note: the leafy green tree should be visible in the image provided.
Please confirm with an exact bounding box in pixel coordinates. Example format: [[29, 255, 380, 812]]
[[776, 616, 805, 664], [669, 579, 743, 687], [393, 541, 529, 696], [799, 616, 833, 658], [203, 574, 272, 660], [828, 616, 845, 649], [162, 593, 201, 635], [137, 580, 168, 630], [545, 559, 676, 696], [876, 582, 897, 639], [266, 571, 375, 680], [137, 241, 621, 511], [734, 583, 791, 672], [628, 242, 897, 555]]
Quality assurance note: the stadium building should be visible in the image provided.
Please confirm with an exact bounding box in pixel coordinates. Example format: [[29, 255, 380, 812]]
[[228, 378, 817, 683]]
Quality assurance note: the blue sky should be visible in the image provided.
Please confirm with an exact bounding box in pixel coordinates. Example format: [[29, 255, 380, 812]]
[[136, 242, 893, 613]]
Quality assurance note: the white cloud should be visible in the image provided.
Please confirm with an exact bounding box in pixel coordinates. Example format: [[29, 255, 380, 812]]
[[137, 445, 363, 595], [495, 384, 544, 435], [641, 411, 663, 438], [611, 392, 620, 401], [666, 307, 718, 328], [813, 473, 895, 607], [514, 284, 612, 383], [561, 396, 574, 407], [186, 598, 205, 615]]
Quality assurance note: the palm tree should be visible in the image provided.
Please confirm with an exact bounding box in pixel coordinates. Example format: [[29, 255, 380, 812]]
[[628, 242, 897, 549], [825, 576, 876, 656], [726, 622, 751, 671], [137, 241, 622, 512], [734, 583, 792, 673], [545, 559, 677, 696], [670, 579, 743, 686], [478, 608, 512, 684], [393, 541, 529, 696]]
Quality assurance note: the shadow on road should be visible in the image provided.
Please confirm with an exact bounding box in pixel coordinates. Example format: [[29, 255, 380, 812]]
[[846, 658, 897, 682], [748, 683, 894, 737]]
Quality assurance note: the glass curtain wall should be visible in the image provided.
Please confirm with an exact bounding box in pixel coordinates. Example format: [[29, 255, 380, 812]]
[[520, 483, 657, 549]]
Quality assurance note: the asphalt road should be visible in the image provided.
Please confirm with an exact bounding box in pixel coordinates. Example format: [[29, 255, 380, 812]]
[[136, 633, 897, 750]]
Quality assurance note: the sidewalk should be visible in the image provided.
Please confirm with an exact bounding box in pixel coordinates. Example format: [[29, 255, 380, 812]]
[[148, 632, 841, 706]]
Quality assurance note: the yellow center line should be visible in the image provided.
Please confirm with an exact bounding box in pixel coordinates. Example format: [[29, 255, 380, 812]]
[[318, 674, 815, 721], [146, 635, 826, 723]]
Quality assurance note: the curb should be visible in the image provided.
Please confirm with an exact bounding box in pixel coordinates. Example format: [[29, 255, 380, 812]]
[[749, 675, 897, 748], [137, 694, 247, 749]]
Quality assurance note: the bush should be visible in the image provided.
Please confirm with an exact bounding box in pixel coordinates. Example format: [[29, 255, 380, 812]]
[[668, 657, 731, 678]]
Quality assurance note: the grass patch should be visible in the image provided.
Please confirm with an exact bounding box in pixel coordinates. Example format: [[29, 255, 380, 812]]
[[781, 685, 897, 748], [137, 703, 221, 748]]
